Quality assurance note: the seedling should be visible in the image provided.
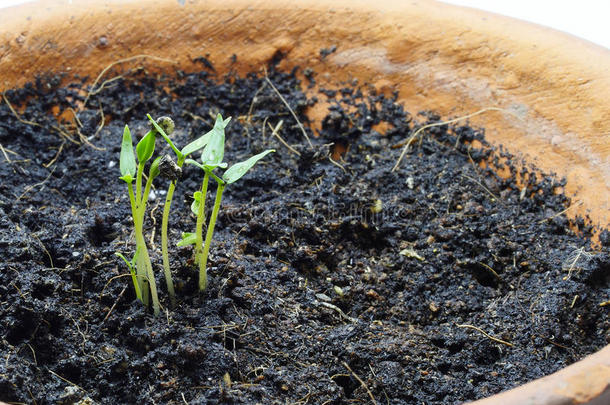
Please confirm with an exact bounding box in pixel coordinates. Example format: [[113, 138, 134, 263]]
[[146, 114, 215, 307], [181, 114, 275, 290], [118, 123, 162, 315]]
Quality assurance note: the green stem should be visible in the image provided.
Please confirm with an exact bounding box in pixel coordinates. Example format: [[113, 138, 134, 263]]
[[135, 162, 145, 207], [130, 167, 160, 314], [161, 180, 177, 307], [195, 172, 210, 284], [132, 166, 148, 302], [199, 182, 225, 291], [142, 245, 160, 316], [134, 220, 149, 306], [138, 171, 154, 221], [126, 183, 142, 301]]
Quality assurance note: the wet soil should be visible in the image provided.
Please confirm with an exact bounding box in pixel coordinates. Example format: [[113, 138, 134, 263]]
[[0, 63, 608, 405]]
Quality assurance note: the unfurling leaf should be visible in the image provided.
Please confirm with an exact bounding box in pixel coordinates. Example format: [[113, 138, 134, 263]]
[[191, 191, 202, 215], [136, 130, 156, 163], [177, 232, 197, 247], [149, 156, 162, 179], [119, 125, 136, 182]]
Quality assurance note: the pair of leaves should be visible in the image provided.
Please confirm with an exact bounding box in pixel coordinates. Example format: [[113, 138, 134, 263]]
[[121, 115, 218, 183], [119, 124, 156, 183], [186, 113, 275, 184], [120, 124, 162, 182]]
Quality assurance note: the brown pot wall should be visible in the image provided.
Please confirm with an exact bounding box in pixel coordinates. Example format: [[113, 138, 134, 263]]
[[0, 0, 608, 403]]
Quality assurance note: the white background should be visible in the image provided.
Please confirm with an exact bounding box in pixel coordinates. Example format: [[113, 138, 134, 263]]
[[442, 0, 610, 50], [0, 0, 609, 50]]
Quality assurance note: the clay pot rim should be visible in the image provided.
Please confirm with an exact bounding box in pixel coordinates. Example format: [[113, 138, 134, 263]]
[[0, 1, 608, 404]]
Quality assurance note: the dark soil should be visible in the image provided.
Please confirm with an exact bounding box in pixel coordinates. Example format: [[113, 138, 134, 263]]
[[0, 62, 608, 405]]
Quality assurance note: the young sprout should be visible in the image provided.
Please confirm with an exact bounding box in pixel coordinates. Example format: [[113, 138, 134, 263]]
[[147, 114, 214, 307], [118, 123, 161, 315], [182, 114, 275, 291]]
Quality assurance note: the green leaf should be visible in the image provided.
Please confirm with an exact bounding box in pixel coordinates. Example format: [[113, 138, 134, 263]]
[[191, 191, 201, 215], [115, 251, 135, 272], [120, 125, 136, 179], [136, 130, 156, 162], [223, 149, 275, 184], [115, 250, 141, 300], [200, 114, 229, 168], [177, 232, 197, 247], [149, 156, 162, 178], [181, 130, 212, 157]]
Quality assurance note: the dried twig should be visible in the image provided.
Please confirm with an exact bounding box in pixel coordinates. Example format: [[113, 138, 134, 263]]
[[562, 247, 593, 280], [16, 167, 56, 202], [267, 120, 301, 156], [0, 143, 12, 163], [264, 73, 313, 148], [82, 54, 176, 109], [456, 323, 513, 347], [392, 107, 520, 172], [342, 361, 377, 405], [461, 174, 501, 202], [102, 286, 127, 323], [538, 200, 583, 224]]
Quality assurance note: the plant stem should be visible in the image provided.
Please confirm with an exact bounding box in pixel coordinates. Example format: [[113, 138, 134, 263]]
[[135, 162, 145, 207], [130, 167, 160, 314], [128, 181, 147, 303], [126, 183, 142, 301], [142, 244, 160, 316], [195, 172, 210, 290], [199, 182, 225, 291], [138, 169, 154, 220], [134, 219, 150, 306], [161, 180, 177, 307], [160, 155, 185, 307]]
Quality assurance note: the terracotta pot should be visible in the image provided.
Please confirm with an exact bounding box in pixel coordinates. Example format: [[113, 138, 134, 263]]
[[1, 0, 608, 403]]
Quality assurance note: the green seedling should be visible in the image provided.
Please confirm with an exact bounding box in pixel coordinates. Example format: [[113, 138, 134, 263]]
[[118, 123, 162, 315], [146, 114, 215, 307], [182, 114, 275, 291]]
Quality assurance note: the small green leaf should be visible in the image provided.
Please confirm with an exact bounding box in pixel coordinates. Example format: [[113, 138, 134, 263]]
[[181, 130, 212, 157], [191, 191, 201, 215], [115, 251, 135, 271], [177, 232, 197, 247], [119, 174, 134, 183], [120, 125, 136, 178], [116, 251, 141, 300], [149, 156, 162, 178], [136, 130, 156, 162], [223, 149, 275, 184], [200, 114, 228, 168]]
